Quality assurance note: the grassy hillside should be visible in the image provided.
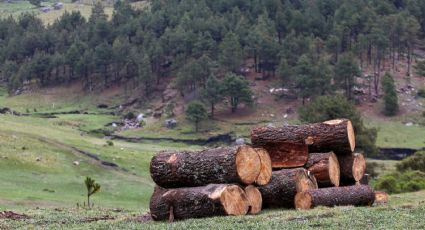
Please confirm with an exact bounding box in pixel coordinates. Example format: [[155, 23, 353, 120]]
[[0, 190, 424, 229]]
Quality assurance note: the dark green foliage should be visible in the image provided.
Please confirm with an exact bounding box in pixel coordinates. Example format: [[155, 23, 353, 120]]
[[335, 54, 360, 100], [201, 76, 224, 117], [299, 95, 378, 156], [124, 112, 135, 120], [222, 74, 253, 113], [29, 0, 41, 7], [375, 170, 425, 194], [417, 88, 425, 98], [84, 177, 100, 208], [414, 60, 425, 76], [382, 73, 398, 116], [106, 140, 114, 146], [186, 101, 207, 132], [396, 151, 425, 172]]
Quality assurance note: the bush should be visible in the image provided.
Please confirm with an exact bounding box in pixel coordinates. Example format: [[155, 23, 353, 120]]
[[374, 170, 425, 194], [396, 151, 425, 172], [123, 112, 135, 120], [106, 140, 114, 146], [299, 95, 379, 156]]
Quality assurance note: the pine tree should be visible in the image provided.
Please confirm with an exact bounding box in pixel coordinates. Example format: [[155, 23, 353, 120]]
[[186, 101, 207, 132], [222, 73, 253, 113], [382, 73, 398, 116], [201, 76, 224, 118]]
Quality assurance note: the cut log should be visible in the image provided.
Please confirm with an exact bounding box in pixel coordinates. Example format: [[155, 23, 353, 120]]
[[251, 119, 355, 157], [338, 153, 366, 185], [305, 152, 340, 187], [150, 145, 263, 188], [253, 142, 309, 168], [150, 184, 249, 221], [295, 185, 375, 210], [254, 148, 272, 185], [375, 191, 389, 204], [244, 185, 262, 214], [258, 168, 318, 208]]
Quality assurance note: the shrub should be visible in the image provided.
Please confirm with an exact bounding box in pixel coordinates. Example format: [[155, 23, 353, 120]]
[[106, 140, 114, 146], [396, 151, 425, 172], [374, 170, 425, 194]]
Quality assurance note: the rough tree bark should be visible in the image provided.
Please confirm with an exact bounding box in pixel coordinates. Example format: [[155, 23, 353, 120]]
[[251, 119, 355, 156], [258, 168, 318, 209], [338, 153, 366, 185], [295, 185, 375, 209], [150, 145, 266, 188], [150, 184, 249, 221], [305, 152, 340, 187]]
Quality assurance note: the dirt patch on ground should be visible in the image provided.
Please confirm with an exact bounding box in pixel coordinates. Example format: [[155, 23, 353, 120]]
[[286, 212, 335, 222], [134, 213, 153, 222], [83, 215, 115, 223], [0, 211, 29, 220]]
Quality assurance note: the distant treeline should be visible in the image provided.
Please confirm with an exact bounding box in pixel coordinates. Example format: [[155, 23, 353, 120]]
[[0, 0, 424, 99]]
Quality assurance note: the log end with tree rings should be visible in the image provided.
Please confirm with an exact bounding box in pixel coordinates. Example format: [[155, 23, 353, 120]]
[[244, 185, 262, 214], [218, 185, 250, 216], [352, 153, 366, 182], [294, 191, 313, 209], [254, 148, 272, 185], [236, 145, 262, 185], [305, 152, 340, 187], [295, 169, 319, 192], [374, 191, 389, 204]]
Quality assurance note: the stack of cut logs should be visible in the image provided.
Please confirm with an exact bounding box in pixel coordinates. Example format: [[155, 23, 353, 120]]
[[149, 119, 387, 221]]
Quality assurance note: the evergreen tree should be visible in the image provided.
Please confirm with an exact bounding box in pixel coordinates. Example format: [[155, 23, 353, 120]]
[[201, 76, 224, 118], [219, 32, 243, 73], [186, 101, 207, 132], [382, 73, 398, 116], [335, 53, 360, 100], [222, 73, 253, 113]]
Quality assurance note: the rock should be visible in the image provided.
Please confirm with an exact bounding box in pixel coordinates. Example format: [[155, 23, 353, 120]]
[[36, 157, 41, 162], [112, 123, 117, 128], [283, 114, 288, 119], [270, 114, 275, 117], [235, 138, 245, 145], [137, 114, 145, 122], [405, 122, 413, 127], [73, 161, 80, 166], [165, 119, 177, 129], [267, 123, 275, 128]]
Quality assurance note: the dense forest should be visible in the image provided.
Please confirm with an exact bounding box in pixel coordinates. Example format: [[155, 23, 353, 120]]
[[0, 0, 424, 101]]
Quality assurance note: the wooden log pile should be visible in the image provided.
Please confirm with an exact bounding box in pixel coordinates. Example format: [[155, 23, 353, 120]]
[[149, 118, 381, 221]]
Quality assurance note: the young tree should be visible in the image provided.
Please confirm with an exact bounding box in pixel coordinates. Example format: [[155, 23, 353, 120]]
[[222, 73, 253, 113], [201, 76, 224, 118], [186, 101, 207, 132], [382, 73, 398, 116], [84, 177, 100, 208], [299, 95, 379, 157]]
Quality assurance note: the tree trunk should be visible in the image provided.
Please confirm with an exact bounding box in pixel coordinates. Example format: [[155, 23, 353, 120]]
[[305, 152, 340, 187], [258, 168, 318, 209], [253, 148, 272, 186], [244, 185, 262, 214], [295, 185, 375, 209], [150, 184, 249, 221], [150, 145, 267, 188], [338, 153, 366, 185], [251, 119, 355, 167]]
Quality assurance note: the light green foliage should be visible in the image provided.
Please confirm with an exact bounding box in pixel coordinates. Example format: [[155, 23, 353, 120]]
[[396, 151, 425, 173], [375, 170, 425, 194], [186, 101, 207, 132], [85, 177, 101, 207]]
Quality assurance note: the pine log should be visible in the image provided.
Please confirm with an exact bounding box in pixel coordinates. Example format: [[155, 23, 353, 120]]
[[150, 145, 263, 188], [251, 119, 355, 158], [254, 148, 272, 185], [253, 142, 309, 168], [150, 184, 249, 221], [374, 191, 389, 204], [295, 185, 375, 209], [258, 168, 318, 208], [244, 185, 262, 214], [305, 152, 340, 187], [338, 153, 366, 185]]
